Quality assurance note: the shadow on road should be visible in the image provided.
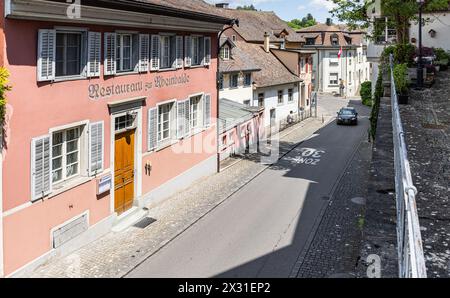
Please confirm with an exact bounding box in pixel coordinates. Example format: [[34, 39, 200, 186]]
[[213, 100, 371, 278]]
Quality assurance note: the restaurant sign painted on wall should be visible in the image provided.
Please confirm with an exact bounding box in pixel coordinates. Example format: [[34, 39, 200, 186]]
[[88, 73, 190, 100]]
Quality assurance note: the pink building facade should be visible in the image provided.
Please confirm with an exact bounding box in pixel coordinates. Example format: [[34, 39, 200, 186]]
[[0, 0, 232, 276]]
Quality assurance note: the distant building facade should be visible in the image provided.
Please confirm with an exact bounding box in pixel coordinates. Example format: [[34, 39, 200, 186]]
[[297, 21, 370, 97], [217, 8, 314, 132]]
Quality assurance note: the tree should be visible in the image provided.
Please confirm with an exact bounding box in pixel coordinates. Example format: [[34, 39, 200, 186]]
[[287, 14, 317, 30], [236, 4, 257, 11], [330, 0, 449, 44]]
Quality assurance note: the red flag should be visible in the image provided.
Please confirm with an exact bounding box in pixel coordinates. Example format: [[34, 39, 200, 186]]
[[338, 46, 343, 59]]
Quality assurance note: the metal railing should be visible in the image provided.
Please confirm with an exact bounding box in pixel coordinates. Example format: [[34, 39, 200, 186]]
[[389, 54, 427, 278]]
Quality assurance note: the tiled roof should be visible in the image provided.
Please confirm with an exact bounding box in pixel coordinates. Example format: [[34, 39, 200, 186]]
[[219, 38, 261, 73], [218, 9, 305, 43], [233, 41, 301, 88], [129, 0, 230, 19], [297, 23, 365, 47]]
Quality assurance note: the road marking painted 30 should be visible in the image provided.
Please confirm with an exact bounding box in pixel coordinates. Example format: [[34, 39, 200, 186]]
[[290, 148, 325, 166]]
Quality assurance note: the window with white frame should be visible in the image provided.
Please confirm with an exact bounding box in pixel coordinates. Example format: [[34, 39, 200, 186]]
[[158, 102, 175, 142], [329, 73, 339, 85], [221, 45, 230, 60], [31, 122, 104, 201], [190, 95, 203, 129], [116, 33, 134, 72], [331, 34, 339, 46], [329, 52, 338, 65], [278, 90, 284, 105], [52, 126, 82, 183], [56, 32, 83, 77], [115, 114, 136, 132]]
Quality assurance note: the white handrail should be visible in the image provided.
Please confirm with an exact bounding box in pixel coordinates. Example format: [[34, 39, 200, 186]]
[[389, 54, 427, 278]]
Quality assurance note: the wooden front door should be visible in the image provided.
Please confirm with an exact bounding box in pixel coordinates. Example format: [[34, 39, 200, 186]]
[[114, 129, 135, 215]]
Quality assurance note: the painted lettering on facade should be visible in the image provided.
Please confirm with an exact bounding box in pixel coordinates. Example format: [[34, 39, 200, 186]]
[[88, 73, 190, 100]]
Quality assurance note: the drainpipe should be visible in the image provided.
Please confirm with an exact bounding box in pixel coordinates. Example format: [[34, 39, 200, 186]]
[[216, 19, 239, 173]]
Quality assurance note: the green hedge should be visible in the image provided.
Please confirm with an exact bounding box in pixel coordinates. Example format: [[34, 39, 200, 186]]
[[360, 81, 372, 107], [369, 71, 383, 141]]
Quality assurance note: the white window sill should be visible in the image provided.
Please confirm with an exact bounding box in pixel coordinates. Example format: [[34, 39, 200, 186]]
[[115, 71, 139, 77], [156, 139, 179, 152], [189, 65, 206, 69], [158, 67, 177, 72], [53, 75, 87, 83]]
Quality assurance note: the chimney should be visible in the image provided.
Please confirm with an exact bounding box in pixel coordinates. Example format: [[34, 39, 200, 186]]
[[215, 3, 229, 8], [264, 32, 270, 53], [326, 18, 332, 26]]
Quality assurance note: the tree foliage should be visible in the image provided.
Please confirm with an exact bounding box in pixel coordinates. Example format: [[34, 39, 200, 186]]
[[330, 0, 450, 43], [0, 67, 11, 125], [287, 13, 317, 30], [236, 4, 257, 11]]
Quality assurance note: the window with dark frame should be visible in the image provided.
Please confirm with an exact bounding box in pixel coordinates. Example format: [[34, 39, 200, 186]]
[[288, 89, 294, 102], [278, 90, 284, 105], [244, 73, 252, 86], [230, 73, 239, 88]]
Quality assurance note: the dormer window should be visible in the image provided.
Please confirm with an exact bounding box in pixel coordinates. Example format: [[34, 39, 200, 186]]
[[306, 38, 315, 45], [220, 45, 230, 60], [429, 29, 436, 38], [331, 34, 339, 46]]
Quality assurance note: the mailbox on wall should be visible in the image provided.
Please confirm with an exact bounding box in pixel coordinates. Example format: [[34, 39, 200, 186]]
[[97, 174, 112, 196]]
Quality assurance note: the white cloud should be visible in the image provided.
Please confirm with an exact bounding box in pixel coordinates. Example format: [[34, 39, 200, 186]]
[[309, 0, 337, 11], [297, 5, 306, 11]]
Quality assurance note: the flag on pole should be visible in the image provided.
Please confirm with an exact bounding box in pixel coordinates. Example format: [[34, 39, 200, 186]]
[[338, 46, 343, 59]]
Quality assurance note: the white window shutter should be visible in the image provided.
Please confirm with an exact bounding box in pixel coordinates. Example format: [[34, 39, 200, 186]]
[[203, 94, 211, 127], [184, 100, 190, 137], [37, 29, 56, 82], [87, 32, 101, 78], [89, 121, 104, 176], [148, 107, 158, 151], [176, 36, 184, 69], [204, 37, 211, 66], [184, 36, 192, 68], [104, 32, 116, 76], [177, 101, 186, 139], [31, 135, 52, 201], [139, 34, 150, 72], [150, 35, 160, 71]]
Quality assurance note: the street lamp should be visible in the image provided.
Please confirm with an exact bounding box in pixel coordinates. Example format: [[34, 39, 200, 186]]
[[416, 0, 425, 89]]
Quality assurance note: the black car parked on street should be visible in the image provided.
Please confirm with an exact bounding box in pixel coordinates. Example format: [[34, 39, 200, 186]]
[[337, 107, 358, 125]]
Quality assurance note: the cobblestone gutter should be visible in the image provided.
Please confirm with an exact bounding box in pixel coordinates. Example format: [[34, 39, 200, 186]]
[[401, 70, 450, 278]]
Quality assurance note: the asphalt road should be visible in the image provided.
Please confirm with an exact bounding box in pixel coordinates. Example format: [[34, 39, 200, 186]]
[[127, 97, 370, 278]]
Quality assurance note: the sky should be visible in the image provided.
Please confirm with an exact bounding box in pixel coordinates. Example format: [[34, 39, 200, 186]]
[[207, 0, 338, 23]]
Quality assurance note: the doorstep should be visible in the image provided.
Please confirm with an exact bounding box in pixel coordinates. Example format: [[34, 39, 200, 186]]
[[112, 207, 149, 233]]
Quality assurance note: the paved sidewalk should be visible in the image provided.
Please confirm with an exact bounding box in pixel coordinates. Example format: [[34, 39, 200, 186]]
[[24, 115, 332, 278]]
